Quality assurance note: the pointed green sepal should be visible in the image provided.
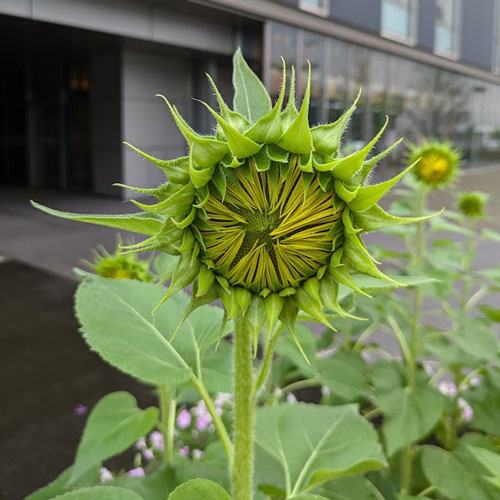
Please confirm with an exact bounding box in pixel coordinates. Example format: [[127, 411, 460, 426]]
[[294, 287, 335, 332], [348, 160, 418, 212], [267, 144, 289, 163], [218, 284, 240, 319], [311, 89, 361, 156], [319, 275, 367, 320], [157, 95, 228, 167], [328, 262, 371, 298], [123, 142, 190, 184], [153, 252, 200, 312], [277, 63, 312, 154], [353, 204, 443, 232], [235, 287, 252, 315], [131, 183, 194, 217], [172, 206, 197, 229], [198, 100, 262, 158], [31, 201, 164, 236], [206, 73, 250, 131], [253, 148, 271, 172], [245, 58, 286, 144], [344, 240, 403, 287], [264, 293, 284, 337], [197, 264, 215, 296], [189, 151, 215, 188], [245, 295, 266, 357], [358, 137, 404, 183], [278, 298, 310, 364], [334, 178, 360, 203], [342, 208, 362, 235], [211, 165, 227, 200], [315, 115, 389, 180]]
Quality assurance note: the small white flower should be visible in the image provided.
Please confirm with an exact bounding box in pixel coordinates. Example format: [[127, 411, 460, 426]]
[[99, 467, 113, 483], [458, 398, 474, 422], [286, 393, 297, 404], [437, 380, 458, 398], [321, 386, 331, 397], [192, 449, 204, 460]]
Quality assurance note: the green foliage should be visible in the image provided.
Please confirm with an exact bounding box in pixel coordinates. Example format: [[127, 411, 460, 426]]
[[254, 403, 386, 497], [51, 487, 144, 500], [69, 392, 158, 483], [168, 478, 231, 500]]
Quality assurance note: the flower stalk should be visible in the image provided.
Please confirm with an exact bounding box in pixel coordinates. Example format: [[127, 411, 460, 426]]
[[232, 312, 256, 500], [158, 384, 176, 462]]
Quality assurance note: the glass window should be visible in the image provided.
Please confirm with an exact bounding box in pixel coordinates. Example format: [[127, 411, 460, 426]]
[[324, 38, 348, 123], [300, 32, 324, 124], [268, 22, 297, 103], [381, 0, 417, 43], [434, 0, 461, 58], [299, 0, 329, 17]]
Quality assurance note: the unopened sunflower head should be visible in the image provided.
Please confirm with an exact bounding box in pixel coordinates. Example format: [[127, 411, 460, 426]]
[[33, 49, 434, 344], [458, 191, 488, 219], [408, 140, 461, 189], [86, 238, 153, 282]]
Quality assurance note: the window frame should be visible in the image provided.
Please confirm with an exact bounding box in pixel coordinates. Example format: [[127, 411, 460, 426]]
[[380, 0, 419, 46], [493, 0, 500, 73], [433, 0, 462, 60], [298, 0, 329, 18]]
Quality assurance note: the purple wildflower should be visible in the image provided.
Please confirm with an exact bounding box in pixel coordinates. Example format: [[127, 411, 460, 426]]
[[196, 413, 212, 431], [438, 380, 458, 398], [134, 437, 147, 451], [177, 409, 192, 429], [143, 449, 155, 462], [149, 431, 164, 451], [458, 398, 474, 422], [192, 449, 204, 460], [127, 467, 145, 477], [179, 445, 190, 457], [74, 404, 88, 416]]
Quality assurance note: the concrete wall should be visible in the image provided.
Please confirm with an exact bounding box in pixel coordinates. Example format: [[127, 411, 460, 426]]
[[329, 0, 381, 34], [0, 0, 233, 56], [120, 50, 190, 198], [417, 0, 435, 51], [90, 53, 122, 196], [460, 0, 495, 70]]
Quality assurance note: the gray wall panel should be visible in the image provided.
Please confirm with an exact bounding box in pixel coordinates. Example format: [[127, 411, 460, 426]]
[[417, 0, 436, 51], [329, 0, 381, 34], [461, 0, 495, 70]]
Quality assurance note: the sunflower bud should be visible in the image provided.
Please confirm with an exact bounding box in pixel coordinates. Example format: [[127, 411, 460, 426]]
[[33, 50, 434, 335], [458, 191, 488, 218], [408, 140, 461, 189], [86, 239, 153, 282]]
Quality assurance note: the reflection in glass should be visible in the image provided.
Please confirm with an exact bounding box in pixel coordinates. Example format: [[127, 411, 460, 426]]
[[324, 39, 347, 123], [381, 0, 415, 41], [301, 32, 324, 124], [435, 0, 461, 57], [269, 22, 297, 102]]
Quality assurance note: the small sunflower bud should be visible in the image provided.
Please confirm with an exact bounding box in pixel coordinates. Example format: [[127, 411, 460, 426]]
[[458, 191, 488, 218]]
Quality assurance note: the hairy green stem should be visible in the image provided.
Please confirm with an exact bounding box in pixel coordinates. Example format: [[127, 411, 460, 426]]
[[190, 375, 233, 464], [158, 384, 175, 462], [401, 187, 427, 495], [232, 313, 255, 500], [281, 378, 319, 393], [460, 218, 475, 311]]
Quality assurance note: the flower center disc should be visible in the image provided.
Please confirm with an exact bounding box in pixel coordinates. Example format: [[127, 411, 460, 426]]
[[418, 153, 450, 183], [197, 158, 342, 292]]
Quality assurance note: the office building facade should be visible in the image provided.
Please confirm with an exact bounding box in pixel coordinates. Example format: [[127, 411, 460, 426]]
[[1, 0, 499, 197]]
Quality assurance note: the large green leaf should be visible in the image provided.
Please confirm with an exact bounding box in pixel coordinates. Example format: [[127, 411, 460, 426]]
[[31, 201, 164, 236], [70, 392, 158, 483], [232, 48, 271, 123], [75, 275, 229, 386], [467, 377, 500, 436], [318, 476, 383, 500], [254, 403, 386, 497], [373, 362, 444, 456], [453, 318, 498, 361], [421, 446, 499, 500], [52, 486, 144, 500], [108, 464, 172, 500], [24, 466, 100, 500], [168, 479, 231, 500]]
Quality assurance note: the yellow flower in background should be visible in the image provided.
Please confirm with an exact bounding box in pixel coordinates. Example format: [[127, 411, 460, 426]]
[[408, 140, 461, 188]]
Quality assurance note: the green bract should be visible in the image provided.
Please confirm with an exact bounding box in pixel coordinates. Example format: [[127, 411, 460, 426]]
[[32, 49, 432, 337]]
